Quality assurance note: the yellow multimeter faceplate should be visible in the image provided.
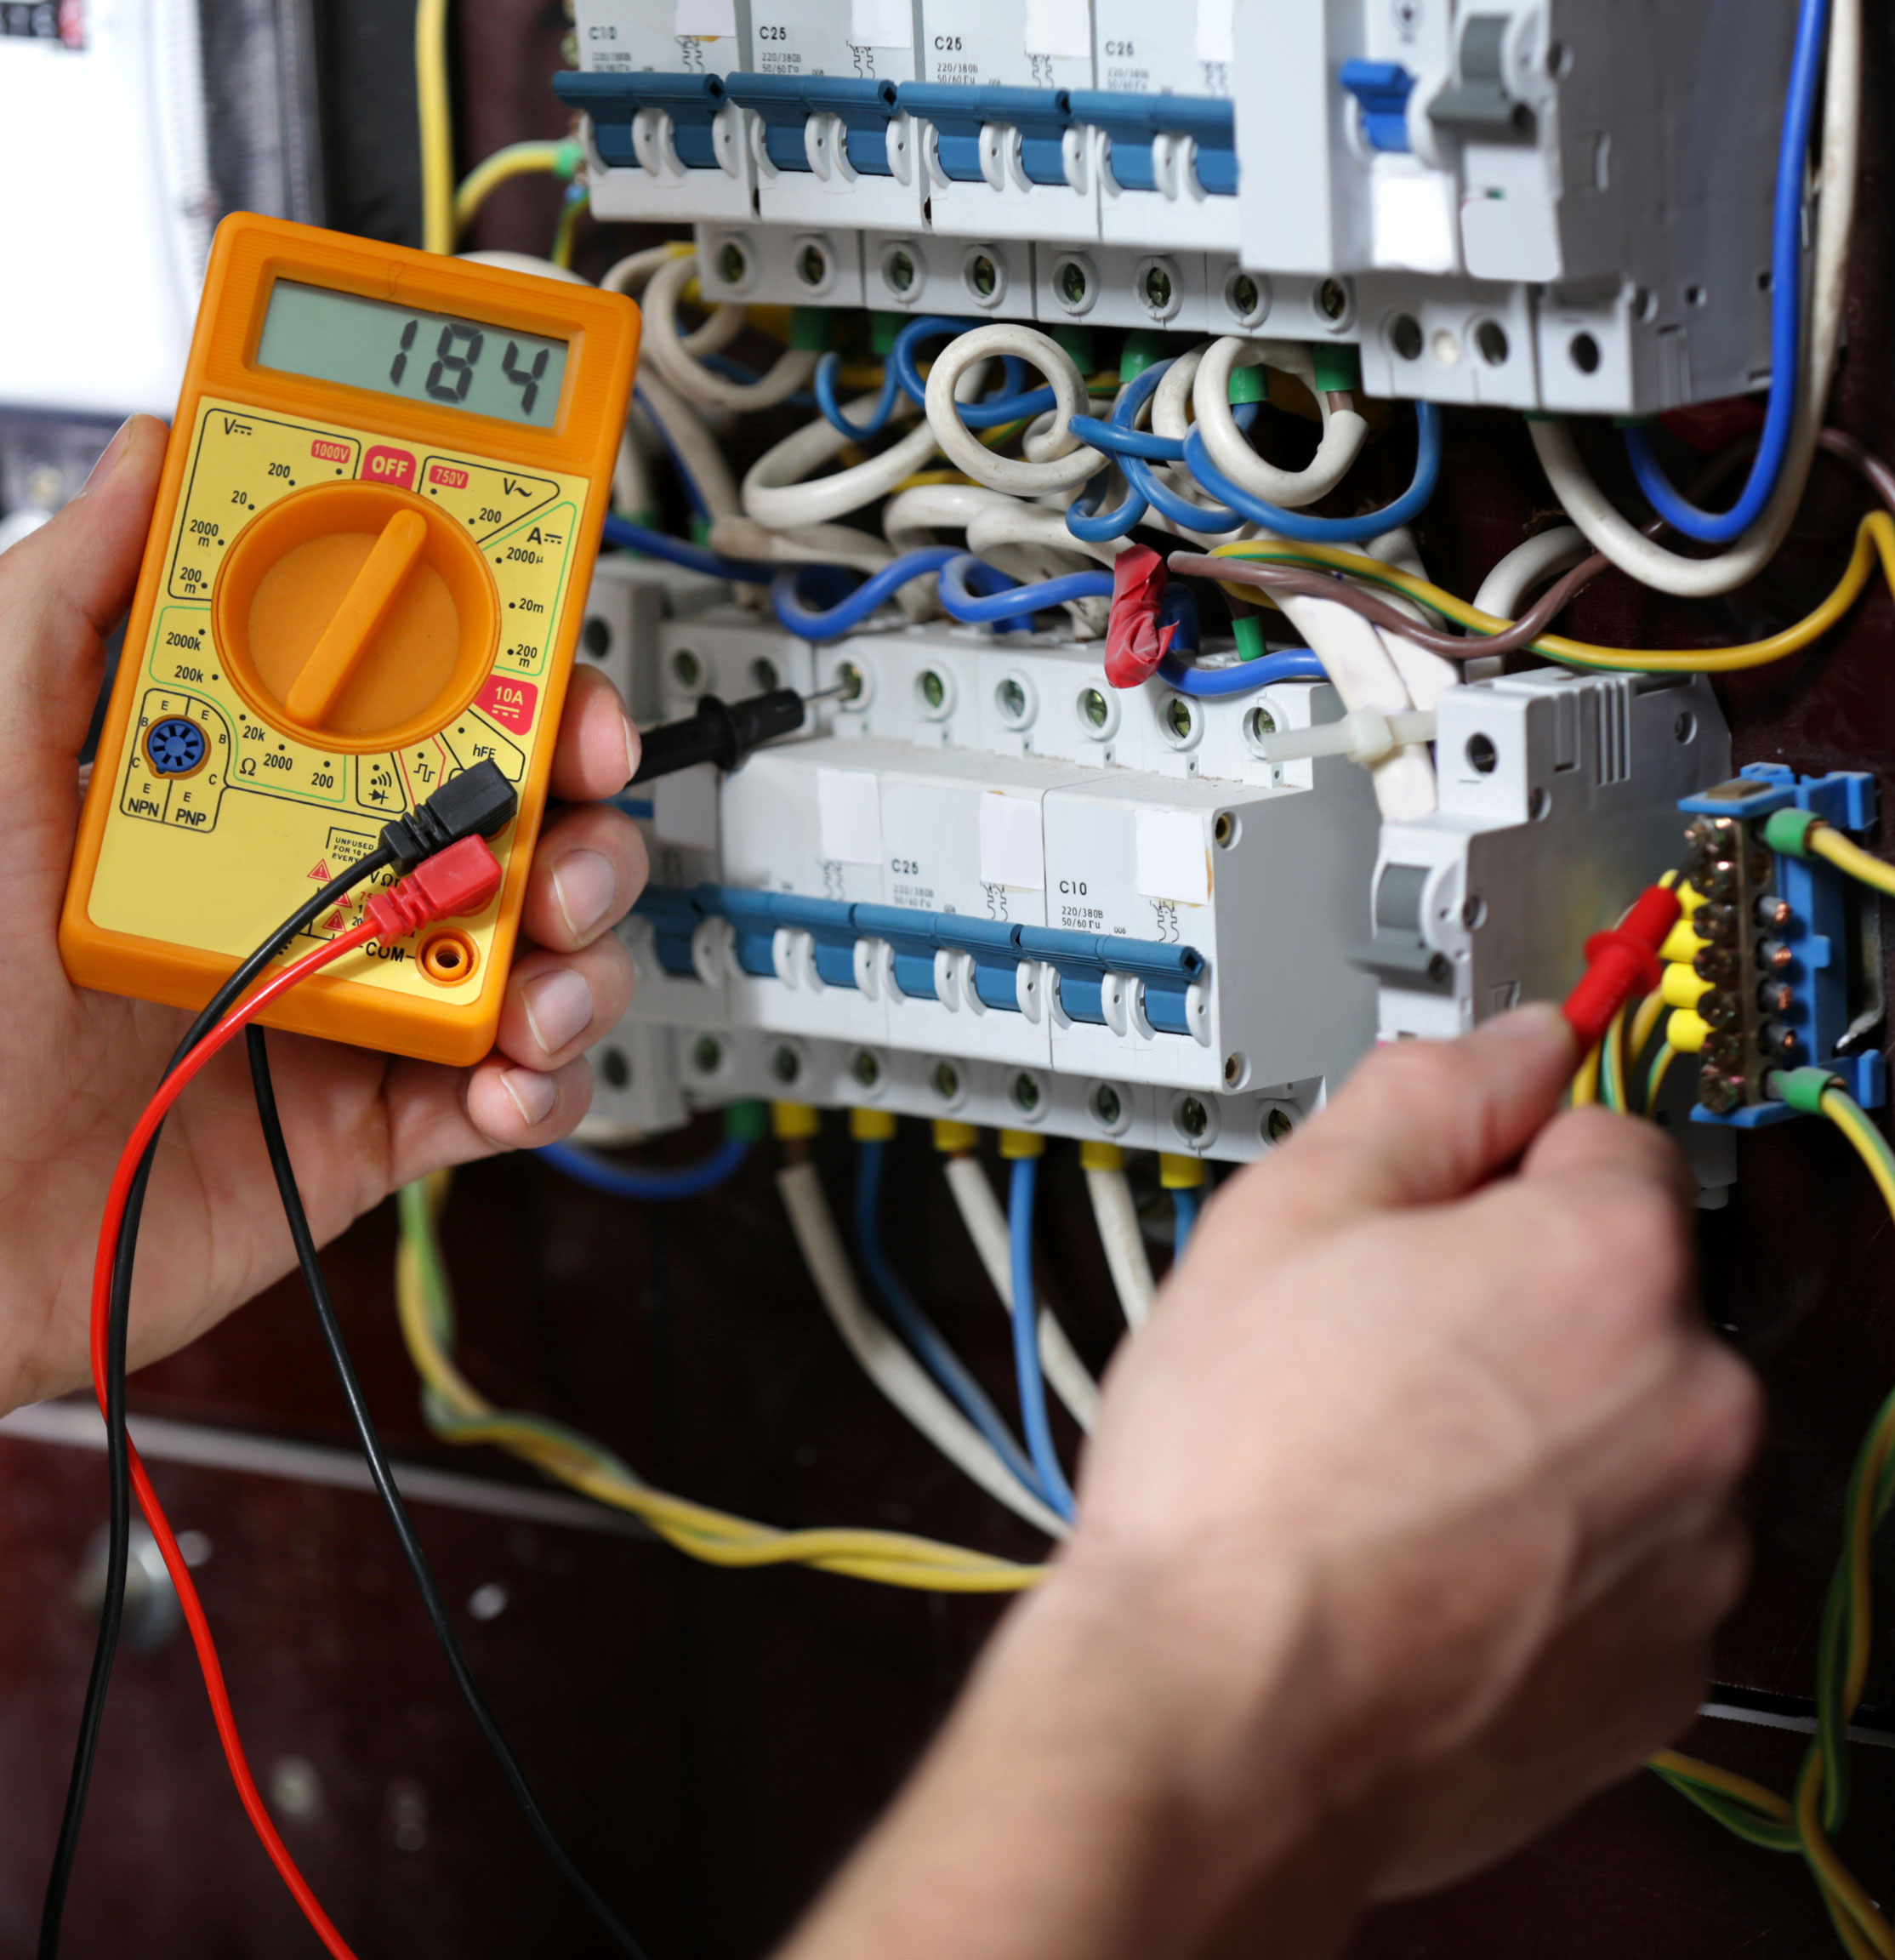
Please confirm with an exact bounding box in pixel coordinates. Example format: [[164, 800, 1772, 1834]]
[[60, 214, 639, 1066]]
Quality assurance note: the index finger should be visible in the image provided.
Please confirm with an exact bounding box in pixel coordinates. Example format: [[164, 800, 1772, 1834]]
[[1223, 1005, 1579, 1245]]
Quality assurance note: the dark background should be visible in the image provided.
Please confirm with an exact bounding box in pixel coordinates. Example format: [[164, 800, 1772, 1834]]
[[5, 0, 1895, 1952]]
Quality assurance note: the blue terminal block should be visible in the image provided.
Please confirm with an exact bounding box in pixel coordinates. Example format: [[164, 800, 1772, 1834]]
[[1677, 765, 1886, 1127], [896, 84, 1074, 187], [634, 883, 1208, 1030], [552, 71, 729, 172], [1067, 92, 1238, 196]]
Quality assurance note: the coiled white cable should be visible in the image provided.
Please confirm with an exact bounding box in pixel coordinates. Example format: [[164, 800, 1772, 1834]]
[[1189, 339, 1370, 509], [923, 325, 1110, 496], [1084, 1165, 1155, 1330], [965, 503, 1125, 571], [940, 1157, 1100, 1434], [637, 367, 742, 519], [743, 397, 935, 529], [777, 1162, 1067, 1537], [640, 251, 818, 412], [600, 243, 744, 358], [882, 482, 1020, 555], [1528, 0, 1857, 597], [708, 514, 896, 576], [1471, 527, 1591, 618]]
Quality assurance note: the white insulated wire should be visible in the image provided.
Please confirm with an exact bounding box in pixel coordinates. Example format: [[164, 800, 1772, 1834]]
[[776, 1162, 1067, 1538], [924, 325, 1110, 496], [941, 1157, 1099, 1435], [1084, 1166, 1156, 1330], [1472, 527, 1590, 618], [638, 367, 743, 519], [708, 514, 896, 575], [641, 252, 818, 412], [1528, 0, 1858, 597], [1189, 339, 1370, 509], [600, 243, 745, 357]]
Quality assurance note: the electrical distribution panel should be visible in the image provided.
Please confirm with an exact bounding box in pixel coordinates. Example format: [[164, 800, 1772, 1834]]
[[560, 0, 1793, 413]]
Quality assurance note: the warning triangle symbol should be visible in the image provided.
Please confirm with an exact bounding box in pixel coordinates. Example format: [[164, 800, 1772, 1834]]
[[318, 909, 346, 932], [308, 858, 332, 882]]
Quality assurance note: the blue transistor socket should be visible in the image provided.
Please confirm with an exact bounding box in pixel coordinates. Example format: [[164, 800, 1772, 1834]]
[[1677, 765, 1886, 1127]]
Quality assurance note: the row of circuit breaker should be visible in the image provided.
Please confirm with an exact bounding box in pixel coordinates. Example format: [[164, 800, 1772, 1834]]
[[572, 553, 1744, 1174], [565, 0, 1795, 413]]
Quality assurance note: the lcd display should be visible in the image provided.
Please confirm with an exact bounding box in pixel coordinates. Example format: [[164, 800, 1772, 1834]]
[[254, 281, 569, 427]]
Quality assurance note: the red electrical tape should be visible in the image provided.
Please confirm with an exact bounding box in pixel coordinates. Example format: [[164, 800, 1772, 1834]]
[[1562, 884, 1682, 1051], [1103, 543, 1176, 689]]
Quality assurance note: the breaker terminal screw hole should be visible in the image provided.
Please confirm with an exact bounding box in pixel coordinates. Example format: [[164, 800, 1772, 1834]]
[[996, 677, 1030, 724], [1475, 320, 1510, 366], [1568, 332, 1602, 374], [918, 669, 948, 711], [1674, 710, 1697, 744], [771, 1045, 801, 1085], [1245, 704, 1277, 742], [885, 248, 917, 293], [718, 242, 747, 286], [1011, 1072, 1041, 1113], [1390, 313, 1424, 361], [1141, 265, 1173, 313], [1465, 732, 1498, 774], [600, 1047, 631, 1090], [1266, 1108, 1295, 1143], [852, 1049, 882, 1088], [671, 648, 703, 691], [692, 1035, 723, 1074], [1317, 279, 1348, 322], [797, 242, 828, 288], [751, 657, 780, 692], [581, 616, 611, 658], [1176, 1096, 1209, 1140], [1229, 273, 1260, 318], [1059, 259, 1089, 306], [933, 1060, 960, 1099], [1091, 1085, 1121, 1126], [1078, 687, 1110, 729], [834, 660, 864, 703], [1165, 697, 1194, 742], [966, 254, 999, 299]]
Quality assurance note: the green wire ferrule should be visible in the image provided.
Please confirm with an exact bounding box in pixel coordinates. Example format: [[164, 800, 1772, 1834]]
[[1119, 329, 1168, 382], [1309, 343, 1361, 393], [723, 1098, 770, 1142], [868, 311, 903, 355], [788, 305, 833, 351], [1228, 365, 1268, 407], [1232, 613, 1270, 662], [1768, 1066, 1843, 1114], [1052, 322, 1096, 372], [552, 139, 585, 182], [1762, 806, 1822, 858], [689, 514, 712, 546]]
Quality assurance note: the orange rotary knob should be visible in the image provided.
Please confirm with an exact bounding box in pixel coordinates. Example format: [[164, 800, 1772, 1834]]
[[212, 481, 499, 752]]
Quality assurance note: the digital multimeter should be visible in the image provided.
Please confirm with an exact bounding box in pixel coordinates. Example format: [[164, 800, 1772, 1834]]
[[60, 214, 639, 1066]]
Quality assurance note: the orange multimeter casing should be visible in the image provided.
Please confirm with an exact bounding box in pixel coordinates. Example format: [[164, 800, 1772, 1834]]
[[60, 213, 639, 1067]]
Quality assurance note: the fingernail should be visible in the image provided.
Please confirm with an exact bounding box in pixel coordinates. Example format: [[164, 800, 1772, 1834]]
[[521, 966, 594, 1053], [81, 419, 134, 493], [499, 1067, 558, 1127], [622, 710, 641, 788], [1485, 1002, 1573, 1041], [551, 848, 617, 939]]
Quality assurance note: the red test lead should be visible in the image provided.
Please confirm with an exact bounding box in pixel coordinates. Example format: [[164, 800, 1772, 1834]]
[[1562, 883, 1684, 1051]]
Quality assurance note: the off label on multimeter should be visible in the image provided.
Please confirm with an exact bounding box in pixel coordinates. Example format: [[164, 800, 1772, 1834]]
[[60, 214, 640, 1066]]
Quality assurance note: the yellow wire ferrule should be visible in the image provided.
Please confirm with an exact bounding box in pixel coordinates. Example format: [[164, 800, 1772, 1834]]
[[850, 1107, 898, 1142], [1667, 1009, 1711, 1055], [1158, 1151, 1208, 1190], [1676, 880, 1706, 914], [998, 1128, 1044, 1159], [1078, 1140, 1126, 1171], [1660, 963, 1713, 1011], [771, 1100, 822, 1142], [932, 1119, 980, 1154]]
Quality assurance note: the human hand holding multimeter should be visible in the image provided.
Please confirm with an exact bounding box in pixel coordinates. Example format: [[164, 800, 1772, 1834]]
[[60, 212, 640, 1066]]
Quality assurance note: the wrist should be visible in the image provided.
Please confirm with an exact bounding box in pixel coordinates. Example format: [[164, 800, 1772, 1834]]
[[782, 1546, 1379, 1960]]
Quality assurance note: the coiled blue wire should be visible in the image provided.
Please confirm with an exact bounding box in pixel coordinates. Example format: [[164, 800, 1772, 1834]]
[[537, 1137, 749, 1200], [937, 554, 1113, 624], [1065, 360, 1252, 542], [887, 317, 1060, 429], [1621, 0, 1828, 541], [1008, 1155, 1076, 1520], [770, 546, 959, 641], [601, 513, 776, 584], [1158, 648, 1326, 696], [812, 350, 903, 436], [1172, 1185, 1200, 1255], [856, 1141, 1049, 1501], [1181, 400, 1443, 543]]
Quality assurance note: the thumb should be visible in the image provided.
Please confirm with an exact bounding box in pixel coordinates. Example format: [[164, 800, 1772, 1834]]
[[0, 415, 168, 912], [1218, 1005, 1580, 1245]]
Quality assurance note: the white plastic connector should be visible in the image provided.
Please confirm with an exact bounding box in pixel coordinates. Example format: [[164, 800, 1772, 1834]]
[[1255, 707, 1437, 769]]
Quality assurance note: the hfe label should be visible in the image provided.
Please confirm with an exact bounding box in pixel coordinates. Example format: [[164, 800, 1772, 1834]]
[[476, 674, 538, 732], [363, 446, 417, 488]]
